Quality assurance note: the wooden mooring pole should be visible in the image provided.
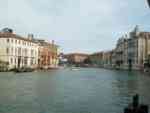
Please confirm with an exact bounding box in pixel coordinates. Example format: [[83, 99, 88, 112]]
[[124, 94, 149, 113]]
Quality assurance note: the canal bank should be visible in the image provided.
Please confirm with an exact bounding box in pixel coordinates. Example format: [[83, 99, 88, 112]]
[[81, 64, 146, 74]]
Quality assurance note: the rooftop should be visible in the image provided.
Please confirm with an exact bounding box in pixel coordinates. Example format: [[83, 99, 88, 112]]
[[0, 32, 37, 43]]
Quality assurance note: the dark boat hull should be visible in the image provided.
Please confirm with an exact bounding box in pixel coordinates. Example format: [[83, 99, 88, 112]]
[[13, 68, 34, 73]]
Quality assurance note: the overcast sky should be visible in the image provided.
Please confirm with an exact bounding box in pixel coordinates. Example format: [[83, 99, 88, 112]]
[[0, 0, 150, 53]]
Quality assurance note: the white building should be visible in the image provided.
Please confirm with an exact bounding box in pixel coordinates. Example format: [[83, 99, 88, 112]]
[[0, 28, 39, 70], [114, 26, 150, 70]]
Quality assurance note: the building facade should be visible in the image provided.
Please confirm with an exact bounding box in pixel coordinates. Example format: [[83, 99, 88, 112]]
[[103, 51, 113, 68], [65, 53, 89, 66], [0, 28, 38, 70], [89, 52, 104, 67], [113, 26, 150, 70], [88, 26, 150, 71], [37, 40, 59, 69], [125, 27, 150, 70], [114, 36, 128, 69]]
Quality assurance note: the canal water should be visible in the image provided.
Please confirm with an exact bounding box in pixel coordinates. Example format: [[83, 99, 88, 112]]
[[0, 68, 150, 113]]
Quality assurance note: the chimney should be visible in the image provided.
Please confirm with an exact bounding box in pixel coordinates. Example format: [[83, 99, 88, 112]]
[[52, 40, 55, 45], [28, 34, 34, 40]]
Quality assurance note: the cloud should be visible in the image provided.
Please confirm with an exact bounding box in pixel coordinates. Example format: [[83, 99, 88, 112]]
[[0, 0, 149, 53]]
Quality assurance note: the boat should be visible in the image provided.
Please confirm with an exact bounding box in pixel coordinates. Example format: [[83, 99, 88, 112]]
[[70, 67, 80, 71], [13, 68, 34, 73]]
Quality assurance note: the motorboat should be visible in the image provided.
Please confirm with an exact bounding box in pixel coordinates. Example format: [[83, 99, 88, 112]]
[[70, 67, 80, 71]]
